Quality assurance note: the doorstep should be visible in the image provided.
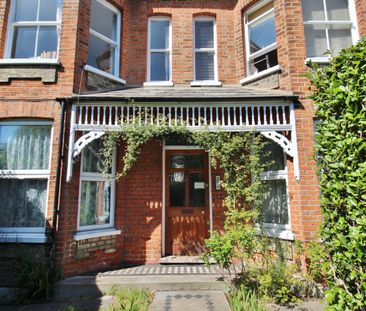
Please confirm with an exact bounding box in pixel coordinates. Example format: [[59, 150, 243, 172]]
[[159, 256, 216, 265]]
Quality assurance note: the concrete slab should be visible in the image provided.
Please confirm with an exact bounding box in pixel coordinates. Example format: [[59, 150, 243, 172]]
[[266, 300, 327, 311], [150, 291, 231, 311]]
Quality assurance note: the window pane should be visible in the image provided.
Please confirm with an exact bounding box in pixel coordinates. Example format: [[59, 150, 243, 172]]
[[150, 52, 169, 81], [79, 181, 111, 226], [90, 0, 117, 40], [150, 20, 169, 49], [326, 0, 350, 21], [88, 34, 115, 74], [37, 26, 58, 59], [329, 25, 352, 55], [82, 139, 105, 173], [248, 2, 274, 22], [0, 125, 51, 170], [39, 0, 58, 21], [249, 14, 276, 54], [301, 0, 325, 21], [170, 155, 205, 169], [14, 0, 38, 22], [169, 173, 185, 207], [11, 27, 37, 58], [195, 20, 214, 49], [262, 179, 289, 225], [195, 52, 215, 80], [304, 24, 328, 57], [261, 139, 285, 171], [0, 179, 47, 228], [189, 173, 205, 207], [249, 49, 278, 75]]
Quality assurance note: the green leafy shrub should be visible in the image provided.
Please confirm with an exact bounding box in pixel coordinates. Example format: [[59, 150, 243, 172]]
[[308, 37, 366, 310], [109, 288, 153, 311], [229, 286, 267, 311], [307, 241, 329, 284], [14, 248, 59, 303]]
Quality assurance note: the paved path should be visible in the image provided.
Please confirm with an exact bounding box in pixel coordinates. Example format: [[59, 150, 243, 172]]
[[150, 291, 231, 311]]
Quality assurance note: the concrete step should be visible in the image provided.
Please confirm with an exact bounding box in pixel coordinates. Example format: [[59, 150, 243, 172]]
[[54, 274, 227, 302], [159, 256, 216, 265]]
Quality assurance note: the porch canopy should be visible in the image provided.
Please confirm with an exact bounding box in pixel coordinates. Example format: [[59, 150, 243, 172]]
[[65, 86, 300, 182]]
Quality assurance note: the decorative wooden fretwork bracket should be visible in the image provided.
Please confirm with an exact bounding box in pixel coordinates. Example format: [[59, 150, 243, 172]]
[[72, 131, 105, 159], [260, 131, 294, 157]]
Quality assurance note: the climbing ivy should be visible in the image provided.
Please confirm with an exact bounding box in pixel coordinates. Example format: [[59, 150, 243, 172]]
[[308, 38, 366, 309]]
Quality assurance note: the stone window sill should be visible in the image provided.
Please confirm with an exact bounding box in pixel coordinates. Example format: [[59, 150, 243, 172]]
[[0, 59, 60, 83], [240, 65, 281, 86], [0, 232, 47, 243], [190, 81, 222, 87], [143, 81, 174, 87], [256, 224, 295, 241], [73, 228, 121, 241]]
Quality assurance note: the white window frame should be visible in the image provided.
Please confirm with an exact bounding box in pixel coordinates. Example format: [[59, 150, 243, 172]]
[[0, 120, 53, 243], [144, 16, 173, 87], [302, 0, 359, 63], [88, 0, 121, 78], [244, 0, 277, 77], [4, 0, 63, 62], [76, 140, 116, 233], [191, 16, 221, 86], [259, 144, 293, 240]]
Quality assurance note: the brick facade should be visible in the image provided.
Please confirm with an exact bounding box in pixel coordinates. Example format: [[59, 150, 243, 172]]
[[0, 0, 365, 279]]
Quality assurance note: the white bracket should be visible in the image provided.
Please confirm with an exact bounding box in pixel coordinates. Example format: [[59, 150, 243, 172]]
[[73, 131, 105, 158], [261, 131, 294, 158]]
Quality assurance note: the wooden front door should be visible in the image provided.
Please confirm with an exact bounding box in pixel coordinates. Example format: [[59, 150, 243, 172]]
[[165, 150, 210, 256]]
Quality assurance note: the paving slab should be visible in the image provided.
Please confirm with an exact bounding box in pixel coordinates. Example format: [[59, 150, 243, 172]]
[[150, 290, 231, 311], [267, 300, 326, 311]]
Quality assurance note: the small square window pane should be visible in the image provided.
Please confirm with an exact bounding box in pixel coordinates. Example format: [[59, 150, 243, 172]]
[[304, 24, 328, 57], [39, 0, 58, 21], [37, 27, 58, 59], [90, 0, 117, 40], [0, 179, 47, 228], [195, 21, 214, 49], [326, 0, 350, 21], [329, 26, 352, 55], [195, 52, 215, 81], [261, 139, 285, 171], [301, 0, 325, 21], [14, 0, 38, 22], [262, 179, 289, 225], [150, 52, 169, 81], [150, 20, 169, 49], [249, 15, 276, 54], [11, 27, 37, 58], [0, 125, 51, 170], [79, 181, 111, 226], [82, 139, 106, 173], [88, 34, 115, 74]]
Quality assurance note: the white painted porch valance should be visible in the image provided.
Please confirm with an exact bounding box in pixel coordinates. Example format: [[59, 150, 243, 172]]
[[66, 101, 299, 182]]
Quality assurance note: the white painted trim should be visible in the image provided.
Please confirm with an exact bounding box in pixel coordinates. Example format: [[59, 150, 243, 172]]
[[257, 226, 295, 241], [83, 65, 126, 84], [240, 65, 281, 85], [147, 16, 172, 83], [208, 153, 213, 235], [0, 233, 47, 243], [143, 81, 174, 87], [161, 139, 166, 257], [73, 228, 121, 241], [193, 16, 219, 83], [305, 57, 331, 64], [88, 0, 121, 77], [190, 81, 222, 87], [165, 145, 203, 150], [0, 59, 60, 65]]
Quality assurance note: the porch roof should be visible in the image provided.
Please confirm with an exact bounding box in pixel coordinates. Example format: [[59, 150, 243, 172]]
[[71, 86, 297, 102]]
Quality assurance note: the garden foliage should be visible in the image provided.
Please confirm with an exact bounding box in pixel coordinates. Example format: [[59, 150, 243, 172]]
[[308, 38, 366, 310]]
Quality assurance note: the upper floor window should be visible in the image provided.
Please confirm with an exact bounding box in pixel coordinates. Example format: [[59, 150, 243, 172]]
[[301, 0, 358, 62], [5, 0, 62, 60], [0, 121, 52, 243], [146, 17, 172, 84], [244, 1, 278, 76], [88, 0, 121, 77], [193, 17, 219, 85]]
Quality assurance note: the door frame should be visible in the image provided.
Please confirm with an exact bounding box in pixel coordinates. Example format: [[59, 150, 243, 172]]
[[161, 140, 213, 257]]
